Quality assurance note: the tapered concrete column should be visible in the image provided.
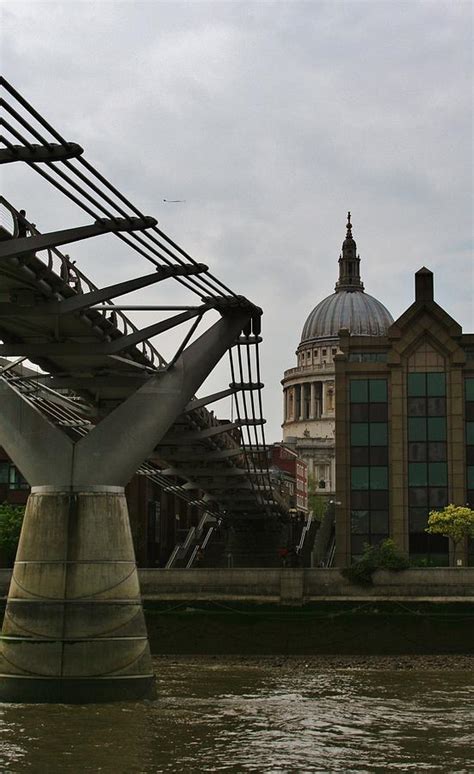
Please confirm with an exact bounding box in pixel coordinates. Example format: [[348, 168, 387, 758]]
[[0, 308, 252, 702], [0, 489, 153, 703]]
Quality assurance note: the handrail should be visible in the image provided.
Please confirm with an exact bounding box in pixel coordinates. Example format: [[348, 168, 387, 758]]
[[183, 526, 196, 550], [326, 536, 336, 567], [201, 526, 215, 550], [0, 195, 163, 368], [186, 545, 199, 569], [165, 544, 181, 569], [296, 511, 313, 554]]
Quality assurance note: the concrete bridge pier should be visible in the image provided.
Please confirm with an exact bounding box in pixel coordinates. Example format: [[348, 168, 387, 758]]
[[0, 489, 154, 703], [0, 310, 251, 702]]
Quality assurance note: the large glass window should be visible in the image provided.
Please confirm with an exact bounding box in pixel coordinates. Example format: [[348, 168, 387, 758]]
[[408, 372, 448, 565], [466, 422, 474, 445], [350, 380, 369, 403], [351, 424, 369, 446], [350, 378, 389, 559], [369, 423, 388, 446]]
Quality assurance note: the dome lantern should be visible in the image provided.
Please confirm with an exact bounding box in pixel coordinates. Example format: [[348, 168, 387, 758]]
[[299, 213, 393, 345], [335, 211, 364, 293]]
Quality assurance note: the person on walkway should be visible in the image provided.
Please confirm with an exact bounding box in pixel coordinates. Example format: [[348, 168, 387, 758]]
[[16, 209, 29, 238], [278, 546, 289, 567]]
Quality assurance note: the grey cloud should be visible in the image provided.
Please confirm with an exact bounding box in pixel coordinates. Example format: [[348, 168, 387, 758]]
[[1, 0, 472, 439]]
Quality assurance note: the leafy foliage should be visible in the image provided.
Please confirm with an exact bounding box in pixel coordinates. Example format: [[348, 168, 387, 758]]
[[307, 475, 328, 521], [426, 504, 474, 563], [341, 539, 409, 586], [426, 504, 474, 545], [0, 503, 25, 566]]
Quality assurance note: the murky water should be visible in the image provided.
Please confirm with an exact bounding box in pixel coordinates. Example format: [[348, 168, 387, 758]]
[[0, 657, 473, 773]]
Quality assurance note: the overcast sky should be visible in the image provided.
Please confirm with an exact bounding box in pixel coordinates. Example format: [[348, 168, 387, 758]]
[[1, 0, 472, 440]]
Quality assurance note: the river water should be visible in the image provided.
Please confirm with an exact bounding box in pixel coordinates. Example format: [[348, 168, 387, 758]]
[[0, 656, 472, 773]]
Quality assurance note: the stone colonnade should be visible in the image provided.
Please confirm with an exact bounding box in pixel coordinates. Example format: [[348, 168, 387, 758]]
[[283, 382, 335, 422]]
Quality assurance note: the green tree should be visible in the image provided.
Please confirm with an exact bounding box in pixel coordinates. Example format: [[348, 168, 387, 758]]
[[307, 474, 327, 521], [426, 504, 474, 565], [0, 503, 25, 566]]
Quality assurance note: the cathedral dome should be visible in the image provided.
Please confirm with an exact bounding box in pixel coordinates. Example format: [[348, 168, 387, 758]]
[[300, 213, 393, 344], [301, 290, 393, 343]]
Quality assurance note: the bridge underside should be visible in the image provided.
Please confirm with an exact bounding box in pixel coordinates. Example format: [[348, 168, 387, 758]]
[[0, 78, 289, 702]]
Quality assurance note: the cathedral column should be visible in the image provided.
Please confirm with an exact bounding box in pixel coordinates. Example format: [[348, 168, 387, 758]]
[[291, 386, 296, 421], [310, 382, 316, 420]]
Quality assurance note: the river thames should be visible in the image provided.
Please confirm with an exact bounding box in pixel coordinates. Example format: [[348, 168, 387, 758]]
[[0, 656, 472, 773]]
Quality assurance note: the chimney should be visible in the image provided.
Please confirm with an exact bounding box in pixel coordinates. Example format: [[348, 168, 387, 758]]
[[415, 267, 434, 302]]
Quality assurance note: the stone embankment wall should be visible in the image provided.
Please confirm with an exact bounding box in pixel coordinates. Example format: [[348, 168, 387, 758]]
[[140, 568, 473, 604], [1, 568, 472, 655], [0, 567, 473, 605]]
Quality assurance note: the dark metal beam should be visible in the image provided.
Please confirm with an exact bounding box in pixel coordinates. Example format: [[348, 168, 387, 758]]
[[90, 305, 200, 312], [0, 264, 207, 317], [184, 388, 236, 413], [0, 142, 84, 164], [161, 422, 239, 443], [182, 480, 252, 492], [16, 374, 149, 391], [0, 305, 212, 357], [0, 216, 157, 260], [104, 305, 210, 354], [160, 467, 247, 477], [158, 447, 242, 462]]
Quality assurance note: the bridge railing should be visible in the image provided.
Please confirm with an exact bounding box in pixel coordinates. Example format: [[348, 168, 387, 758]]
[[0, 195, 162, 369]]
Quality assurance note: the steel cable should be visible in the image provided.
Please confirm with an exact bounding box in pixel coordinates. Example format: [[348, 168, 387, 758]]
[[1, 77, 283, 520], [1, 79, 236, 299]]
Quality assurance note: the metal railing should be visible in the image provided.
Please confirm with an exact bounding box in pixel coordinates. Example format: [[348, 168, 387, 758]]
[[0, 196, 163, 368], [296, 512, 313, 555]]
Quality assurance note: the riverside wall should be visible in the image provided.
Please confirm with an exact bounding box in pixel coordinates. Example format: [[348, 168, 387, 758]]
[[139, 567, 474, 604], [0, 568, 473, 655], [0, 567, 473, 604]]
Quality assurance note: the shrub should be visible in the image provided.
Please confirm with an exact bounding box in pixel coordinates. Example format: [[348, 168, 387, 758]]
[[0, 503, 25, 566], [341, 538, 409, 586]]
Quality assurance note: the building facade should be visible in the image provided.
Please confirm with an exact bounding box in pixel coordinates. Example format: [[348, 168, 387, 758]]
[[334, 268, 474, 567], [282, 214, 393, 494], [267, 443, 308, 514]]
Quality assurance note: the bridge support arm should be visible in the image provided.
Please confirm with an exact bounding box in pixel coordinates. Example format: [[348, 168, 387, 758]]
[[0, 379, 73, 487], [73, 309, 251, 487], [0, 141, 84, 164], [0, 216, 157, 261]]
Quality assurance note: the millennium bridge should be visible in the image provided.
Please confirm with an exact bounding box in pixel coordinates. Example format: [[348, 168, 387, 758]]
[[0, 78, 304, 702]]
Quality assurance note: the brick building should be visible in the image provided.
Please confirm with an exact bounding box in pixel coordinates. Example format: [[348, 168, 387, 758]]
[[267, 443, 308, 514]]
